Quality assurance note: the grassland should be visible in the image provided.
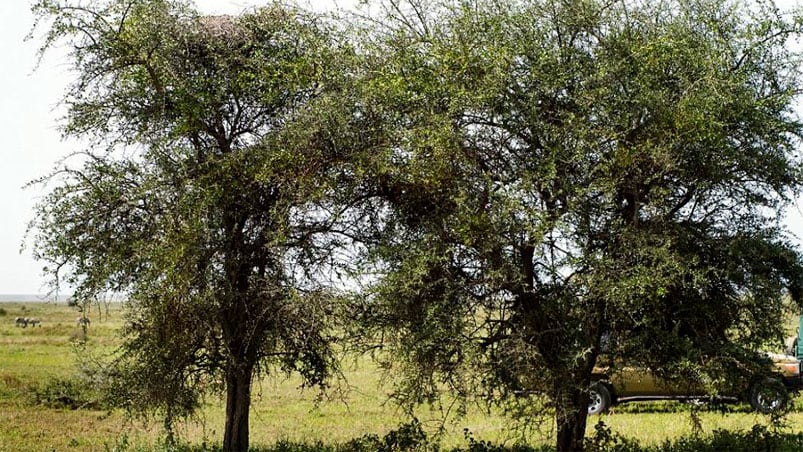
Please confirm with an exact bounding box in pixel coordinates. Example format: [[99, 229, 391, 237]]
[[0, 301, 802, 451]]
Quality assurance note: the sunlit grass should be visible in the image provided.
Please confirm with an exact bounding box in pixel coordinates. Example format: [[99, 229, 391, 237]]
[[0, 301, 802, 451]]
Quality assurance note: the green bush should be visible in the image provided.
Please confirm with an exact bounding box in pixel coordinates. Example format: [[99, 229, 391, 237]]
[[654, 425, 803, 452], [343, 420, 434, 452], [452, 424, 803, 452], [99, 423, 803, 452], [27, 376, 103, 410]]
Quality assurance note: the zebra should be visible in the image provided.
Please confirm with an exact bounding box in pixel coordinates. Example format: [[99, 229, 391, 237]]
[[76, 316, 91, 328]]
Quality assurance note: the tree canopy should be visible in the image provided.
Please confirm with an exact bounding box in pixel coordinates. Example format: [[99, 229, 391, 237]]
[[28, 0, 803, 451], [351, 0, 803, 450], [29, 0, 364, 450]]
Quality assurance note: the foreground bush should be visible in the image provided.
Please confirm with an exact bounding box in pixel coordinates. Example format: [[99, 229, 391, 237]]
[[653, 425, 803, 452], [27, 376, 105, 410], [102, 423, 803, 452]]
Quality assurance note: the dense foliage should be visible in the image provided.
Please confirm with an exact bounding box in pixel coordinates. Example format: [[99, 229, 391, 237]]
[[29, 0, 803, 451], [29, 1, 363, 450], [351, 0, 803, 450]]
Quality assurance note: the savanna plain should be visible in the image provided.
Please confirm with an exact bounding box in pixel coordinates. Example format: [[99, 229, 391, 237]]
[[1, 301, 802, 451]]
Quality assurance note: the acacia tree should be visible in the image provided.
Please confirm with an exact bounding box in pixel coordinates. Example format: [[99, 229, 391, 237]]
[[355, 0, 803, 450], [29, 1, 362, 450]]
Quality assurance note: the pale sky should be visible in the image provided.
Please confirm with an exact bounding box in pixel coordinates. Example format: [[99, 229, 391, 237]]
[[0, 0, 802, 295]]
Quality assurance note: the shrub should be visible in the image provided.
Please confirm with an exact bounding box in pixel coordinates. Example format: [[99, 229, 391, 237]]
[[653, 425, 803, 452], [450, 423, 803, 452], [27, 376, 103, 410], [343, 420, 434, 452]]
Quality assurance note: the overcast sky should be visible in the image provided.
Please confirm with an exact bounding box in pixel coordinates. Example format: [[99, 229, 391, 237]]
[[0, 0, 802, 295]]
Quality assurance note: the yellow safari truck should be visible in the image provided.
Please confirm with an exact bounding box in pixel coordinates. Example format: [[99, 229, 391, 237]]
[[588, 316, 803, 415]]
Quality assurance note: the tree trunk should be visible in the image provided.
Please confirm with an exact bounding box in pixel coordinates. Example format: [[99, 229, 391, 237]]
[[223, 364, 254, 452], [555, 385, 590, 452]]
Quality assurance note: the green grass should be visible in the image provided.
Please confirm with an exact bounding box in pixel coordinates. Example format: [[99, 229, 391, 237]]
[[0, 301, 802, 451]]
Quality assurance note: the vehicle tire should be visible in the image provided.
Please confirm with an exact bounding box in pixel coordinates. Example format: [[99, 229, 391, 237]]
[[588, 382, 612, 415], [748, 377, 788, 414]]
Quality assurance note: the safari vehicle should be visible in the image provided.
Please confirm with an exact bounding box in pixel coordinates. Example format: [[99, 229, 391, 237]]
[[588, 315, 803, 415]]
